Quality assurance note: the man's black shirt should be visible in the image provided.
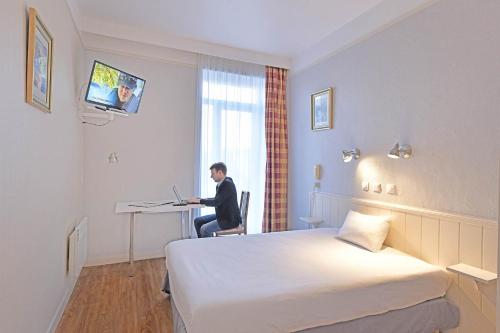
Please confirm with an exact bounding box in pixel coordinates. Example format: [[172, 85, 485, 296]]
[[200, 177, 241, 230]]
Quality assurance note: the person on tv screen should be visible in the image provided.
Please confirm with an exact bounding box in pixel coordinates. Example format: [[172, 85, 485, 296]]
[[107, 73, 140, 113]]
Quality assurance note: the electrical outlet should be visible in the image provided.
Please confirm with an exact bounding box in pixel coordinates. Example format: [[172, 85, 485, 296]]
[[386, 184, 397, 195], [362, 181, 369, 192]]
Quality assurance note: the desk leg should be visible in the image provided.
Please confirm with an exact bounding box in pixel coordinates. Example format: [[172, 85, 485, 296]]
[[129, 212, 135, 277], [188, 208, 192, 239], [180, 211, 186, 239]]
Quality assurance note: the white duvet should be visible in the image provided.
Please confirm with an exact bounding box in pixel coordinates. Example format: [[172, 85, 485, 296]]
[[165, 228, 450, 333]]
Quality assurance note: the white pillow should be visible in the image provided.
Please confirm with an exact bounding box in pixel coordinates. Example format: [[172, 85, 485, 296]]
[[337, 210, 391, 252]]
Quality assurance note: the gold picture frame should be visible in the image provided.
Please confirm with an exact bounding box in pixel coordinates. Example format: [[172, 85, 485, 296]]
[[311, 87, 334, 131], [26, 7, 53, 113]]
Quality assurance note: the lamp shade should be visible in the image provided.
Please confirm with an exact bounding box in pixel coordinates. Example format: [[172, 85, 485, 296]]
[[387, 143, 400, 159], [342, 148, 360, 163], [387, 143, 412, 159]]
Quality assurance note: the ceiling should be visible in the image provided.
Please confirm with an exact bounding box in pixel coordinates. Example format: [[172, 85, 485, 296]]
[[66, 0, 436, 70]]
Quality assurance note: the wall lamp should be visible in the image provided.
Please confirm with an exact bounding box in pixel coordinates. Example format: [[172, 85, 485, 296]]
[[387, 143, 412, 159], [342, 148, 360, 163], [108, 152, 119, 163]]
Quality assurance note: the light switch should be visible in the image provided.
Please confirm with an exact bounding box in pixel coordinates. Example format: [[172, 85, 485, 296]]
[[362, 181, 369, 192], [373, 183, 382, 193], [386, 184, 397, 195]]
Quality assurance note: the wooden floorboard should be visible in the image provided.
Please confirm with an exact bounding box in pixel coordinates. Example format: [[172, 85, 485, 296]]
[[56, 258, 172, 333]]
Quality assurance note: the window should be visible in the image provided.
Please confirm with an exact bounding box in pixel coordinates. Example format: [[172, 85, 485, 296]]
[[197, 60, 266, 234]]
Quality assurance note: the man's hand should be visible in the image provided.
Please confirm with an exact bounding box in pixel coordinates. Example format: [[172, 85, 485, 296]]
[[187, 197, 201, 204]]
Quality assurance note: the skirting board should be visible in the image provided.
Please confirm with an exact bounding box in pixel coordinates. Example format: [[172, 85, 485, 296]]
[[47, 252, 165, 331], [47, 216, 88, 333], [85, 250, 166, 267], [46, 273, 78, 333]]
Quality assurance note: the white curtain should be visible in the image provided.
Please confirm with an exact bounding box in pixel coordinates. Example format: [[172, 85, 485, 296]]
[[194, 55, 266, 234]]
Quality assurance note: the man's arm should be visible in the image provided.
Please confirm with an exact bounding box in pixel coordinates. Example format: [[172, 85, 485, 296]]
[[188, 198, 210, 207], [200, 183, 232, 207]]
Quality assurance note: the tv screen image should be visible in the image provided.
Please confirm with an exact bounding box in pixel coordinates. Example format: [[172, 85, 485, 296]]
[[85, 61, 145, 113]]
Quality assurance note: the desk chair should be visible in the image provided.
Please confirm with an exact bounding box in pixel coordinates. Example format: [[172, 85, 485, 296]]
[[214, 191, 250, 237]]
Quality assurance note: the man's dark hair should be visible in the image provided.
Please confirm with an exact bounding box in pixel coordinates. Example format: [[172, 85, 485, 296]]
[[210, 162, 227, 175]]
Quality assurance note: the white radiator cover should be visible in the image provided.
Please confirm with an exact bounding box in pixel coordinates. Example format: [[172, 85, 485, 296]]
[[68, 217, 88, 279]]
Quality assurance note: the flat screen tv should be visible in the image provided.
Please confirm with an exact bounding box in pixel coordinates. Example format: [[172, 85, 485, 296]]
[[85, 60, 145, 114]]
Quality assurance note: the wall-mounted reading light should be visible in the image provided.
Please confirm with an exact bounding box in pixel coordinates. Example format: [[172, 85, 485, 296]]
[[342, 148, 360, 163], [387, 143, 412, 159]]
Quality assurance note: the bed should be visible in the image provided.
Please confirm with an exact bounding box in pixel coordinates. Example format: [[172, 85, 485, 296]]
[[164, 228, 459, 333]]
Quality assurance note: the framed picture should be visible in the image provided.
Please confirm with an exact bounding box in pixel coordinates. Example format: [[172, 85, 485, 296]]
[[310, 88, 334, 131], [26, 7, 53, 113]]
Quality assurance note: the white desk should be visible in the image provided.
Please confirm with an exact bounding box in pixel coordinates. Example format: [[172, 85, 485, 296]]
[[115, 200, 204, 276]]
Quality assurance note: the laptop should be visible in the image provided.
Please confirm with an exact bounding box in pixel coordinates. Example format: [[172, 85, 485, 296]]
[[172, 185, 188, 206]]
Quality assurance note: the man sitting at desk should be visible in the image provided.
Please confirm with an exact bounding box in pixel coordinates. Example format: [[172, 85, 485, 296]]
[[189, 162, 241, 238]]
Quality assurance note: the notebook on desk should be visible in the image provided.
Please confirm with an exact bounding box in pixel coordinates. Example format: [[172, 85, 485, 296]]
[[172, 185, 188, 206]]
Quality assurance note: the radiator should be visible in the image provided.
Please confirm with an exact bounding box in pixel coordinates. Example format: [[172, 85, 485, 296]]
[[68, 217, 88, 279]]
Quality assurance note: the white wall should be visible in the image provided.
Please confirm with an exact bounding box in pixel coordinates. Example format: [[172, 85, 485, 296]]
[[498, 159, 500, 333], [289, 0, 500, 228], [83, 50, 197, 265], [0, 1, 85, 332]]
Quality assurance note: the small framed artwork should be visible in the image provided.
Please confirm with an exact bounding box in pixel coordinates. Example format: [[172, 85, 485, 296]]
[[311, 88, 334, 131], [26, 7, 53, 113]]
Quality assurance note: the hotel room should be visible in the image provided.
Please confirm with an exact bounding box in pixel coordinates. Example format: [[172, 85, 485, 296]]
[[1, 0, 499, 332]]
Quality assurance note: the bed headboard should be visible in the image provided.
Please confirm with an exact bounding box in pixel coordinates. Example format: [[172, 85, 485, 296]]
[[308, 191, 497, 333]]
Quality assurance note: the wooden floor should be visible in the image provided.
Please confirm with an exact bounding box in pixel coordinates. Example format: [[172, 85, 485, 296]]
[[56, 258, 173, 333]]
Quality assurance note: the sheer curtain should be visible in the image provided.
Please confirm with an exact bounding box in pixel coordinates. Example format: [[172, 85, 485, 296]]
[[195, 56, 266, 234]]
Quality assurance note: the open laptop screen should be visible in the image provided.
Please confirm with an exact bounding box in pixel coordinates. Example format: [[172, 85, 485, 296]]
[[172, 185, 183, 203]]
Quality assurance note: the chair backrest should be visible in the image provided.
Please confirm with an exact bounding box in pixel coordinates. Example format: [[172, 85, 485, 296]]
[[239, 191, 250, 234]]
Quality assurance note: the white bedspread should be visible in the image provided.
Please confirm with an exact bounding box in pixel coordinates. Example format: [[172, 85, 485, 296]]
[[165, 228, 450, 333]]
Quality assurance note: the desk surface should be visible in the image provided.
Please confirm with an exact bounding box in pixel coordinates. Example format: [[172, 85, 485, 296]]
[[116, 200, 204, 214]]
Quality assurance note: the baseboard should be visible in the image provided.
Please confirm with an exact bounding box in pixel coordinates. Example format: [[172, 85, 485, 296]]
[[46, 250, 165, 331], [85, 250, 165, 267], [45, 275, 78, 333]]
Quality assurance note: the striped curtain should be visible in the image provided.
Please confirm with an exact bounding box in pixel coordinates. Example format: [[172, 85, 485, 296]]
[[262, 66, 288, 233]]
